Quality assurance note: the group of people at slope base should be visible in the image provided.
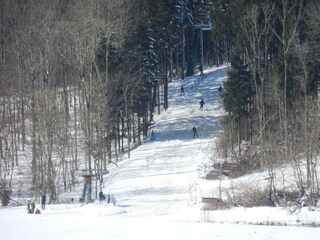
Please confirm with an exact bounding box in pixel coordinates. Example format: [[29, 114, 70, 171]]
[[26, 194, 46, 214], [98, 191, 116, 206]]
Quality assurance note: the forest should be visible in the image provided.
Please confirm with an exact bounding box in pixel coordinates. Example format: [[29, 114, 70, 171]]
[[0, 0, 319, 207]]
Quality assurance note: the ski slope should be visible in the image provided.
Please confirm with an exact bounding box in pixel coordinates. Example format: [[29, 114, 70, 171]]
[[102, 66, 226, 218], [1, 66, 320, 240]]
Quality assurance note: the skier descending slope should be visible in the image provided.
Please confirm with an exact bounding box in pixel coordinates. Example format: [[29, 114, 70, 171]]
[[199, 98, 205, 110]]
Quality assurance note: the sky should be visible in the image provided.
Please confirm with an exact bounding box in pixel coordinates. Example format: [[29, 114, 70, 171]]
[[1, 65, 320, 240]]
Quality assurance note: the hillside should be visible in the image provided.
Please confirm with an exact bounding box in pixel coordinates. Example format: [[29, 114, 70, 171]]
[[2, 1, 320, 213], [95, 66, 226, 217], [1, 66, 320, 239]]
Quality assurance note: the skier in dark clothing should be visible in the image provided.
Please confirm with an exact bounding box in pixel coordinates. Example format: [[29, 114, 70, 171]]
[[218, 85, 222, 96], [199, 65, 203, 75], [99, 191, 104, 202], [151, 130, 155, 141], [31, 201, 35, 214], [27, 201, 31, 214], [41, 194, 46, 210], [192, 125, 198, 138], [199, 98, 205, 110], [181, 86, 185, 95]]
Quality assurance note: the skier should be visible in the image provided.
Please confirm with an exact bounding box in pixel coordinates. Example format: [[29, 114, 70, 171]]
[[99, 191, 104, 202], [199, 65, 203, 75], [151, 130, 155, 141], [181, 86, 185, 95], [192, 125, 198, 138], [199, 98, 205, 110], [41, 194, 46, 210], [26, 201, 31, 214], [31, 201, 35, 214], [218, 84, 223, 96]]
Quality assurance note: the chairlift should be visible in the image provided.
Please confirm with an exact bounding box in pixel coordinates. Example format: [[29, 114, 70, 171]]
[[193, 23, 212, 30]]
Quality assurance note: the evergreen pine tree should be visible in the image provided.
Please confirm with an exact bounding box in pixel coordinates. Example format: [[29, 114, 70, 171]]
[[223, 53, 252, 122]]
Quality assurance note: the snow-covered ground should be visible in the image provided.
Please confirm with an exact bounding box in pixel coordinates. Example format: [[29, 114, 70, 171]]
[[1, 66, 320, 239]]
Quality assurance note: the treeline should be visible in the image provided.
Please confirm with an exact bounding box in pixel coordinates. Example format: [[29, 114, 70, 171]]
[[218, 0, 320, 206], [0, 0, 221, 205], [4, 0, 317, 208]]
